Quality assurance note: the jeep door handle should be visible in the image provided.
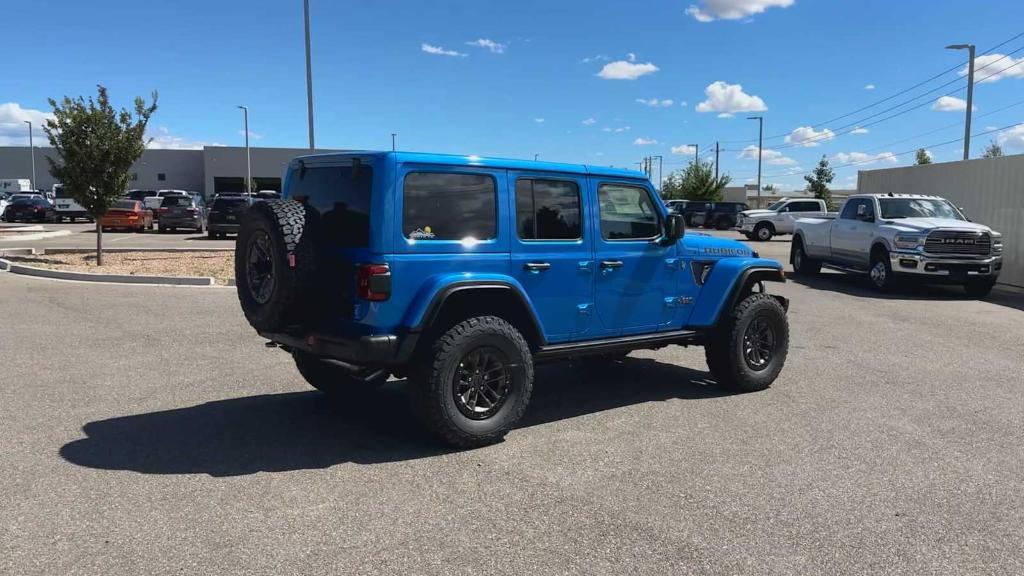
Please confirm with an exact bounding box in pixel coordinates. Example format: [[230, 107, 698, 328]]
[[600, 260, 624, 269], [524, 262, 552, 271]]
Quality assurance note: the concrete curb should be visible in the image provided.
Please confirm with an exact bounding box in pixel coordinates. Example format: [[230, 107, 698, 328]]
[[0, 229, 73, 242], [44, 247, 234, 254], [0, 258, 216, 286]]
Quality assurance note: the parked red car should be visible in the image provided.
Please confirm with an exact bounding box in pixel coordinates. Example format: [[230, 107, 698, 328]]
[[100, 200, 154, 232]]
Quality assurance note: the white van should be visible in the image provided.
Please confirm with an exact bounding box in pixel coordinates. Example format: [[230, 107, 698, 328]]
[[53, 184, 93, 223]]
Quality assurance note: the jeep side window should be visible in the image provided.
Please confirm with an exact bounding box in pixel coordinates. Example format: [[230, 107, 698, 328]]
[[403, 172, 496, 240], [597, 183, 659, 240], [515, 178, 581, 240]]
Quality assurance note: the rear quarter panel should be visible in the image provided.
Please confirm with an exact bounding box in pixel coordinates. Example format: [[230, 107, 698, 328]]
[[795, 218, 835, 259]]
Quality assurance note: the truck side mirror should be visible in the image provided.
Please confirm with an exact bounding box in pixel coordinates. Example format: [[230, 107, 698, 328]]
[[856, 204, 874, 222], [662, 213, 685, 245]]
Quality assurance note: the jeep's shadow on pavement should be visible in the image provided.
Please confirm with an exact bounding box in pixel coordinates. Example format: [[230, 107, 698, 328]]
[[59, 359, 731, 477], [788, 270, 1024, 312]]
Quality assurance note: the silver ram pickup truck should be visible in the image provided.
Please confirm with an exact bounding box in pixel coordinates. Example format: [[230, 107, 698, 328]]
[[791, 193, 1003, 297], [737, 198, 828, 241]]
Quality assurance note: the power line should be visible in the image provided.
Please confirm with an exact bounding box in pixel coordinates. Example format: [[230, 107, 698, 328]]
[[717, 30, 1024, 145]]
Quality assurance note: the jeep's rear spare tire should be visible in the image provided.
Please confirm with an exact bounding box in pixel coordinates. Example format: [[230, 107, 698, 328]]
[[235, 200, 317, 332]]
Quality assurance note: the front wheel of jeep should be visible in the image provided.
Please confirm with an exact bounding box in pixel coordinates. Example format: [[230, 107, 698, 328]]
[[705, 293, 789, 392], [411, 316, 534, 448]]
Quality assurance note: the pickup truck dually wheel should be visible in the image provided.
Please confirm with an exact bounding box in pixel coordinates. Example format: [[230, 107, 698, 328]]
[[754, 223, 773, 242], [705, 293, 789, 392], [292, 350, 386, 398], [235, 200, 318, 332], [869, 249, 897, 292], [791, 239, 821, 276], [411, 316, 533, 448]]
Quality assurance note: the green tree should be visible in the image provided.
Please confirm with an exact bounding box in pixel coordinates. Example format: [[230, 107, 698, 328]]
[[804, 155, 835, 210], [246, 177, 260, 194], [44, 85, 157, 265], [763, 183, 776, 193], [663, 160, 731, 201], [915, 148, 932, 165], [982, 140, 1003, 158]]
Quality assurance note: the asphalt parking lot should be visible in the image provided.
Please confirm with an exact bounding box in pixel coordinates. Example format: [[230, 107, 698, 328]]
[[2, 232, 1023, 575], [0, 221, 235, 250]]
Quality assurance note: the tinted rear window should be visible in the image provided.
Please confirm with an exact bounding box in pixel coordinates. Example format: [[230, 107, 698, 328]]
[[515, 178, 581, 240], [213, 198, 250, 210], [403, 172, 496, 240], [289, 164, 373, 248], [160, 196, 192, 207], [113, 200, 137, 210]]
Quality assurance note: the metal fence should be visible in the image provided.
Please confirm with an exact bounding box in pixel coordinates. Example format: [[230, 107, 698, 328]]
[[858, 155, 1024, 288]]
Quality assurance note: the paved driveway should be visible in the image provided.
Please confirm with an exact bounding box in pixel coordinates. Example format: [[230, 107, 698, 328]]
[[1, 247, 1022, 575]]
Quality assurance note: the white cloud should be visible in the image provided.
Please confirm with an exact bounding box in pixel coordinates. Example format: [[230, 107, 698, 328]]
[[0, 102, 53, 145], [466, 38, 505, 54], [680, 101, 688, 107], [602, 126, 631, 133], [695, 81, 767, 113], [421, 43, 466, 57], [237, 129, 264, 141], [962, 54, 1024, 83], [685, 0, 795, 22], [147, 126, 224, 150], [738, 145, 798, 165], [864, 84, 876, 90], [580, 54, 609, 63], [633, 137, 658, 146], [997, 124, 1024, 149], [717, 112, 734, 118], [627, 53, 637, 62], [597, 60, 659, 80], [533, 118, 545, 123], [833, 151, 899, 166], [636, 98, 674, 107], [851, 127, 869, 134], [671, 145, 697, 155], [785, 126, 835, 147], [581, 118, 596, 125], [932, 95, 972, 112]]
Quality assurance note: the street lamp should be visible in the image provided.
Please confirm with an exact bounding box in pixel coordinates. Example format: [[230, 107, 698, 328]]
[[24, 121, 36, 191], [391, 133, 397, 151], [688, 144, 699, 165], [747, 116, 763, 197], [238, 106, 252, 194], [304, 0, 315, 151], [946, 43, 975, 160]]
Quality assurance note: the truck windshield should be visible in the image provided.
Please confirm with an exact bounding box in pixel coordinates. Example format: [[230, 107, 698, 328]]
[[766, 201, 786, 211], [878, 198, 963, 220]]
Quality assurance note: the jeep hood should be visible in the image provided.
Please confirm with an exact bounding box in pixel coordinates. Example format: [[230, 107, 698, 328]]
[[881, 218, 993, 234]]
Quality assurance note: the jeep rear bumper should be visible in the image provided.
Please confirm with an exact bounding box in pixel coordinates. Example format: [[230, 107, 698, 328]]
[[260, 331, 417, 366]]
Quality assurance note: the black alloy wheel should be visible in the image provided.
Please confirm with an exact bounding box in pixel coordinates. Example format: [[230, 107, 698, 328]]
[[452, 346, 512, 420], [742, 316, 776, 371], [245, 229, 276, 304]]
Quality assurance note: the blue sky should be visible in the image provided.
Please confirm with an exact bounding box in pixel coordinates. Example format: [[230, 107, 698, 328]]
[[2, 0, 1023, 190]]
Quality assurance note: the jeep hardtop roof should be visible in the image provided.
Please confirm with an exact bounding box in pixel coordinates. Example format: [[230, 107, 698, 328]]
[[850, 193, 945, 200], [289, 151, 647, 180]]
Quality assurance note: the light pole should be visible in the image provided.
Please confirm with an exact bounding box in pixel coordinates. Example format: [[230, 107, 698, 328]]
[[391, 133, 397, 151], [304, 0, 315, 151], [24, 121, 36, 191], [238, 106, 252, 193], [747, 116, 763, 197], [649, 155, 663, 192], [689, 144, 699, 165], [534, 154, 539, 161], [947, 43, 975, 160]]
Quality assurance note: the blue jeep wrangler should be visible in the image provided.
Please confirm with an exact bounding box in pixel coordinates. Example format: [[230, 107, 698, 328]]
[[235, 152, 790, 447]]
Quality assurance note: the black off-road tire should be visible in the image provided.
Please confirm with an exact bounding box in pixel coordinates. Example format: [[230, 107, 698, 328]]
[[964, 279, 996, 298], [235, 199, 318, 333], [411, 316, 534, 448], [292, 350, 387, 398], [705, 293, 789, 392], [790, 238, 821, 276]]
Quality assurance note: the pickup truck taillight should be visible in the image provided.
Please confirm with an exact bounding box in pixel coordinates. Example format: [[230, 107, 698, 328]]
[[357, 264, 391, 302], [159, 207, 169, 213]]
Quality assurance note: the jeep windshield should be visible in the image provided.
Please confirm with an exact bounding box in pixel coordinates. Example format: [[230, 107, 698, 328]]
[[879, 198, 964, 220]]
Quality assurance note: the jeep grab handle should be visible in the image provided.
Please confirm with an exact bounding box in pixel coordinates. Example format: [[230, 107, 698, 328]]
[[524, 262, 552, 272], [600, 260, 624, 269]]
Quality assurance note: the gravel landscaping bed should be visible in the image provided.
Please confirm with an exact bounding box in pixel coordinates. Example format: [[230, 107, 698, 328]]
[[3, 251, 234, 284]]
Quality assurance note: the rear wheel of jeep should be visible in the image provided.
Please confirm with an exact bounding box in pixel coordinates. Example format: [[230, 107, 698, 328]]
[[411, 316, 533, 448], [705, 293, 789, 392], [293, 350, 386, 398], [235, 199, 318, 332]]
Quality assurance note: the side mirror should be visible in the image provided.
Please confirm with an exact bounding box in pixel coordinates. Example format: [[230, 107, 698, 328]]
[[662, 213, 685, 245], [856, 205, 874, 222]]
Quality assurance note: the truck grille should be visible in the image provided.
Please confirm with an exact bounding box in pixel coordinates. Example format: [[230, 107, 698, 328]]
[[924, 230, 991, 256]]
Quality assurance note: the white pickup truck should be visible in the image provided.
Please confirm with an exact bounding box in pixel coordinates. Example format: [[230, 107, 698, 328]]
[[737, 198, 828, 241], [144, 190, 189, 220], [791, 194, 1003, 297]]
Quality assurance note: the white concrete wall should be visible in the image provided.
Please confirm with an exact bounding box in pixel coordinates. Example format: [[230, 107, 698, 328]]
[[858, 155, 1024, 288]]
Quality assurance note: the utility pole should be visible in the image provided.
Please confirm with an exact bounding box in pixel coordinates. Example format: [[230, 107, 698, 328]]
[[649, 155, 663, 192], [691, 144, 699, 165], [238, 106, 251, 193], [747, 116, 763, 197], [303, 0, 315, 151], [24, 121, 36, 191], [714, 141, 720, 180], [946, 43, 975, 160], [391, 133, 397, 151]]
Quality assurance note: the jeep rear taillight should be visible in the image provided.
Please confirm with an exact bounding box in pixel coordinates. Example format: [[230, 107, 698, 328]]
[[357, 264, 391, 302]]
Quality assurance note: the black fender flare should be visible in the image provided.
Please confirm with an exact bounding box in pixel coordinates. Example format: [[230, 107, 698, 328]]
[[412, 281, 546, 345], [721, 266, 789, 325]]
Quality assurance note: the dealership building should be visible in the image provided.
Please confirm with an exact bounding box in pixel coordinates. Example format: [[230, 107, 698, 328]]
[[0, 145, 339, 198]]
